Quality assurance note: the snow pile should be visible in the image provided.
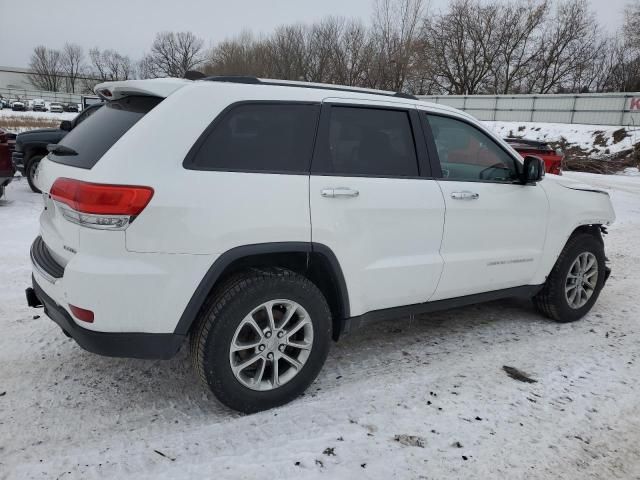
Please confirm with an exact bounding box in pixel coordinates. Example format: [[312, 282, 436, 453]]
[[619, 167, 640, 176], [484, 121, 639, 157], [1, 173, 640, 479]]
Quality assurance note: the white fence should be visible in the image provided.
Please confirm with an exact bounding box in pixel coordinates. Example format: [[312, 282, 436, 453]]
[[0, 87, 83, 105], [417, 92, 640, 126]]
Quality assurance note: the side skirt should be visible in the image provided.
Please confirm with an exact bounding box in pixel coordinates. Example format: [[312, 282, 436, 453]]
[[342, 285, 543, 334]]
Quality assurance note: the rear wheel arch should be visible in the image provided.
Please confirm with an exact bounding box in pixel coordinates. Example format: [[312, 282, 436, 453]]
[[175, 243, 350, 340]]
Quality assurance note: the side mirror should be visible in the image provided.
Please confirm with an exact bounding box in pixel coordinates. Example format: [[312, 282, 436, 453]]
[[521, 155, 545, 184], [60, 120, 72, 131]]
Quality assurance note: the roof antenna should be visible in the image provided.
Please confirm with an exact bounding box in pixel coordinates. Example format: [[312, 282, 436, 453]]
[[184, 70, 206, 80]]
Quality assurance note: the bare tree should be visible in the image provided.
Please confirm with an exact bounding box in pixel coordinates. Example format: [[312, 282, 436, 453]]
[[262, 24, 312, 81], [88, 48, 134, 81], [141, 31, 205, 78], [527, 0, 600, 93], [331, 19, 376, 86], [205, 31, 268, 77], [624, 0, 640, 50], [489, 0, 548, 94], [28, 46, 63, 92], [198, 0, 617, 95], [369, 0, 424, 91], [61, 43, 84, 93], [423, 0, 503, 94]]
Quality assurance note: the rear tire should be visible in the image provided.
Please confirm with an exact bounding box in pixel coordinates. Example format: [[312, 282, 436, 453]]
[[533, 233, 606, 322], [190, 268, 332, 413], [26, 155, 44, 193]]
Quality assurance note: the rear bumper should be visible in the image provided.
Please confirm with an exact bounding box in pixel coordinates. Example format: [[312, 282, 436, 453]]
[[28, 277, 184, 359]]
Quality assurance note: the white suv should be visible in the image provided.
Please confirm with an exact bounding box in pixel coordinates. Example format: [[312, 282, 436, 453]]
[[26, 77, 615, 412]]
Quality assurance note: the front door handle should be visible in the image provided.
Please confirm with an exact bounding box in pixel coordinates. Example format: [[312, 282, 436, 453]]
[[321, 187, 360, 198], [451, 191, 479, 200]]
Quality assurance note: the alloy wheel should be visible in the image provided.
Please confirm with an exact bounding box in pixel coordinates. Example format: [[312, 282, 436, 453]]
[[229, 299, 313, 391], [565, 252, 598, 309]]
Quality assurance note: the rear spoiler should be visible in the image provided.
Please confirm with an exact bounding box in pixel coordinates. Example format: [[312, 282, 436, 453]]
[[94, 78, 191, 101]]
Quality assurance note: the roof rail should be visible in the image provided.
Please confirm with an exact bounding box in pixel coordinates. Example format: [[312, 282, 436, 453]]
[[202, 76, 418, 100]]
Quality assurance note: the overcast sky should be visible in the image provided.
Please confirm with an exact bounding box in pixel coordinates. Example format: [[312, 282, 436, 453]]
[[0, 0, 630, 68]]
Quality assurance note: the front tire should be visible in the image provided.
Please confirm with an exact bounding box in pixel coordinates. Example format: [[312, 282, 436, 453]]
[[534, 233, 607, 322], [190, 268, 332, 413]]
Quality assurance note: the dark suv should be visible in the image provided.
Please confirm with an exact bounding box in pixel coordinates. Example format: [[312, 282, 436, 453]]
[[12, 103, 102, 192]]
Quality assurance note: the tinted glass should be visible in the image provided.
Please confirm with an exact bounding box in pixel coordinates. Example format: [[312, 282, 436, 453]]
[[426, 114, 519, 182], [316, 106, 418, 176], [191, 104, 320, 172], [74, 103, 101, 125], [50, 96, 161, 169]]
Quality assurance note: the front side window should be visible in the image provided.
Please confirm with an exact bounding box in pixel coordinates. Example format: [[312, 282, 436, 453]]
[[426, 114, 519, 182], [314, 106, 419, 177], [190, 103, 320, 173]]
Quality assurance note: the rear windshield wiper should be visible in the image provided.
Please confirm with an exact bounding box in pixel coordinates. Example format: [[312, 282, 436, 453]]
[[47, 144, 78, 156]]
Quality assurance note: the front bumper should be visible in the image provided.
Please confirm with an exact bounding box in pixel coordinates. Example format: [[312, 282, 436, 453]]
[[0, 174, 13, 187], [28, 277, 184, 359]]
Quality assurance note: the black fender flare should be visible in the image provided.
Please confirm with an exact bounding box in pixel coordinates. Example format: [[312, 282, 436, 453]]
[[24, 143, 49, 163], [173, 242, 350, 335]]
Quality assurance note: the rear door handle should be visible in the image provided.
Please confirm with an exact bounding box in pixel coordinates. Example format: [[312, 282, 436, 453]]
[[451, 191, 479, 200], [321, 187, 359, 198]]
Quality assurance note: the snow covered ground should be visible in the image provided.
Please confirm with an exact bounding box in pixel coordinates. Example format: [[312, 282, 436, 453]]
[[0, 109, 77, 122], [0, 109, 78, 134], [1, 173, 639, 479]]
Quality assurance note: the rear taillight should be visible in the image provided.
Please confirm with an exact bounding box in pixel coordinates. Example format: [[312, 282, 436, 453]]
[[69, 304, 94, 323], [50, 177, 153, 230]]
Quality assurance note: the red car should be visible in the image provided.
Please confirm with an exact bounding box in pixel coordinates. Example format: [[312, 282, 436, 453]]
[[0, 128, 17, 199], [505, 138, 563, 175]]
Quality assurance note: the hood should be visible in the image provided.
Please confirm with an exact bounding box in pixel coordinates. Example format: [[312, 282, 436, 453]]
[[18, 128, 60, 136], [549, 175, 609, 195], [16, 128, 67, 146]]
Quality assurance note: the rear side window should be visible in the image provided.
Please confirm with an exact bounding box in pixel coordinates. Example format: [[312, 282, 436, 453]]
[[50, 96, 162, 169], [313, 106, 419, 177], [189, 103, 320, 173]]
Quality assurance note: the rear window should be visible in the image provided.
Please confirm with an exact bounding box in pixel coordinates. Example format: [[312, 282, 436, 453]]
[[50, 96, 162, 169]]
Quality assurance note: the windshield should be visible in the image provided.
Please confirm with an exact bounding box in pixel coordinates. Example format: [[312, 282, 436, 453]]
[[49, 96, 162, 169]]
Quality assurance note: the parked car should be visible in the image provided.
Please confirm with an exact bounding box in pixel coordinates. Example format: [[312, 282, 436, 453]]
[[49, 103, 64, 113], [505, 137, 563, 175], [64, 103, 79, 113], [25, 77, 615, 413], [11, 100, 26, 111], [32, 99, 46, 112], [12, 103, 103, 193], [0, 128, 17, 199]]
